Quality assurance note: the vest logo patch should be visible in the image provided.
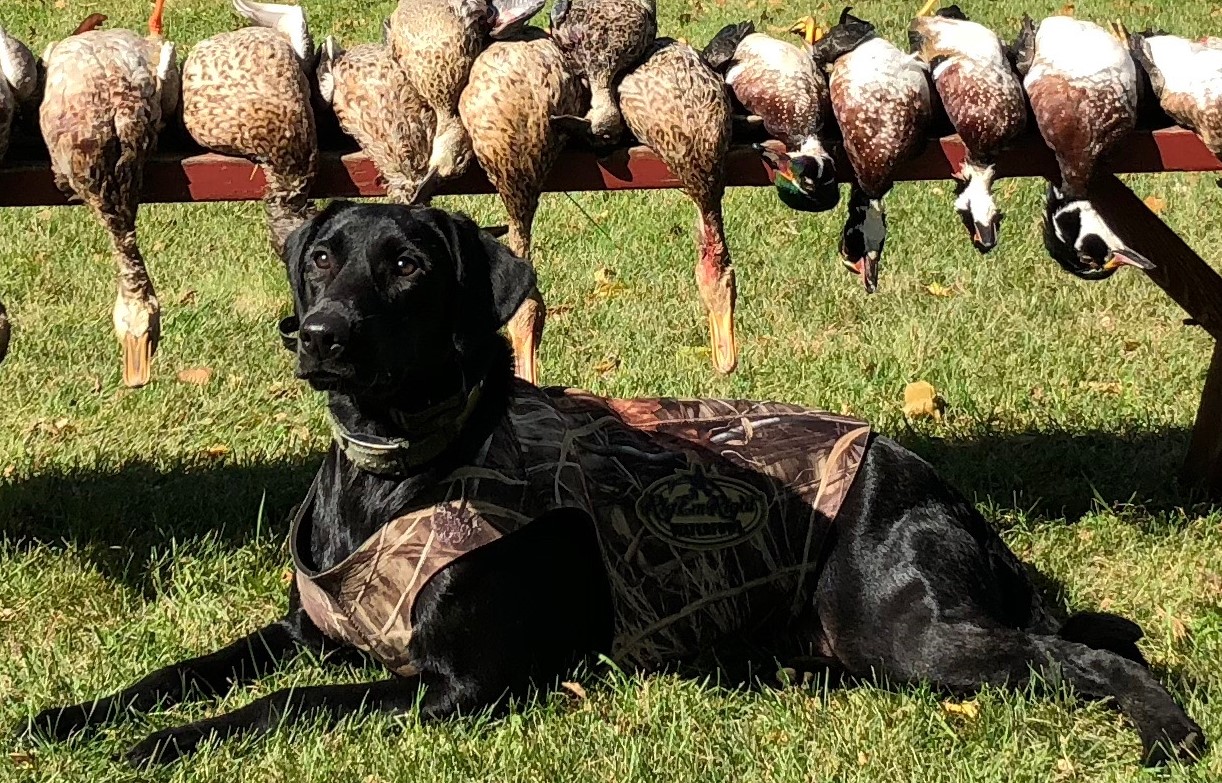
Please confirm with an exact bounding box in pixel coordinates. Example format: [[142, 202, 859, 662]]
[[636, 464, 768, 549]]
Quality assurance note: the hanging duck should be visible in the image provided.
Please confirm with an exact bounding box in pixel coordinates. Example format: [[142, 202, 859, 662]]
[[40, 0, 178, 387], [181, 0, 317, 257], [702, 20, 838, 212], [0, 26, 37, 162], [909, 2, 1026, 252], [387, 0, 545, 198], [459, 28, 582, 384], [318, 30, 435, 204], [1129, 31, 1222, 158], [1015, 15, 1154, 279], [548, 0, 656, 146], [802, 8, 931, 293], [618, 39, 736, 374]]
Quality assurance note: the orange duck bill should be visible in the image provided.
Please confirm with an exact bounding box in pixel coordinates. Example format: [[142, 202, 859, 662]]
[[841, 188, 886, 294]]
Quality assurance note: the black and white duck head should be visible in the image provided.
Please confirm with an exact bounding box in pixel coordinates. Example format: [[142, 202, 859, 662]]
[[1043, 185, 1155, 280]]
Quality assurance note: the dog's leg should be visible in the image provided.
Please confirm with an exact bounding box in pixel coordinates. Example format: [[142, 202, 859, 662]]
[[24, 612, 330, 741], [845, 620, 1205, 766], [123, 677, 418, 767]]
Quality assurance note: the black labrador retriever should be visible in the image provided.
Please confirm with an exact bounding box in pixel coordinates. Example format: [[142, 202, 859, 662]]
[[21, 203, 1205, 767]]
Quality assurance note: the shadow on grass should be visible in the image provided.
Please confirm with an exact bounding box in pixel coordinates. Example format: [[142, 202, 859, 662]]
[[0, 424, 1210, 590]]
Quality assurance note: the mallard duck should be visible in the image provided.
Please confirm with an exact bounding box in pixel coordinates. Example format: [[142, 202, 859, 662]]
[[909, 2, 1026, 252], [1129, 31, 1222, 158], [459, 28, 582, 384], [39, 0, 178, 387], [618, 39, 736, 374], [702, 20, 838, 212], [1015, 15, 1154, 279], [182, 0, 316, 257], [318, 32, 434, 204], [548, 0, 656, 146], [804, 8, 931, 293], [387, 0, 545, 197], [0, 26, 37, 161]]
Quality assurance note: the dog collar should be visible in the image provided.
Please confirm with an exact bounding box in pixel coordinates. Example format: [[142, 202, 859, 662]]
[[328, 381, 484, 477]]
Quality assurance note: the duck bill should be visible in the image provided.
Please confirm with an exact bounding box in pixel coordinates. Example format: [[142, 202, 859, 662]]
[[1103, 249, 1155, 273], [845, 255, 879, 294], [972, 220, 998, 253], [507, 290, 544, 385], [488, 0, 546, 39], [410, 166, 442, 205], [707, 305, 738, 375]]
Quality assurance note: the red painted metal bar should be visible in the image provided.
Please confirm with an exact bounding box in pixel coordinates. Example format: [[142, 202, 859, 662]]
[[0, 127, 1218, 207]]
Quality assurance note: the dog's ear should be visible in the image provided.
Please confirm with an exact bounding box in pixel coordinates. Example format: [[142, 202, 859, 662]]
[[447, 212, 536, 331]]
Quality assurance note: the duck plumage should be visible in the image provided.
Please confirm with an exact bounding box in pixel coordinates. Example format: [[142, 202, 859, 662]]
[[1130, 32, 1222, 156], [910, 5, 1025, 252], [549, 0, 656, 145], [318, 37, 434, 204], [181, 2, 317, 257], [460, 28, 582, 384], [1019, 15, 1152, 279], [0, 26, 37, 161], [39, 2, 178, 387], [813, 9, 931, 293], [618, 39, 736, 374], [388, 0, 545, 193], [704, 21, 838, 212]]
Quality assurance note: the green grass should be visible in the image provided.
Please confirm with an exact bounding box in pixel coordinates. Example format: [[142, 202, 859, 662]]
[[3, 0, 1222, 780]]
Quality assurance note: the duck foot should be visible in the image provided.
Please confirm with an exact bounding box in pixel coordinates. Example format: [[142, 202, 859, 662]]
[[121, 331, 156, 388]]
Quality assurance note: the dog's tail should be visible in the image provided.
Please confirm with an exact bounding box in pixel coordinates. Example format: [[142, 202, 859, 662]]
[[1058, 611, 1148, 665]]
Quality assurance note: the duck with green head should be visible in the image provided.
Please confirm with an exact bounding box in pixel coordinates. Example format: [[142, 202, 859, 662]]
[[703, 19, 839, 212]]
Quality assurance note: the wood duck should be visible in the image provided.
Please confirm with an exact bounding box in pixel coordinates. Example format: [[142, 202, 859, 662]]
[[459, 28, 583, 383], [1129, 31, 1222, 158], [548, 0, 656, 146], [182, 0, 318, 258], [703, 20, 838, 212], [1015, 15, 1154, 279], [807, 8, 932, 293], [909, 2, 1026, 252], [387, 0, 545, 197], [318, 32, 435, 204], [618, 40, 737, 374], [39, 0, 178, 386]]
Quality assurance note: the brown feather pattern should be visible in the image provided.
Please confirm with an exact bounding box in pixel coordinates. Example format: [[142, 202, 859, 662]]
[[181, 27, 317, 255]]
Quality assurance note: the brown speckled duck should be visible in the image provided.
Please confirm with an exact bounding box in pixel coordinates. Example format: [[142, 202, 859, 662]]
[[1014, 15, 1154, 279], [318, 31, 434, 204], [182, 0, 316, 256], [909, 3, 1025, 252], [0, 26, 37, 161], [807, 8, 931, 293], [388, 0, 545, 196], [618, 39, 736, 374], [548, 0, 656, 146], [1130, 31, 1222, 158], [459, 28, 582, 384], [703, 20, 838, 212], [39, 0, 178, 387]]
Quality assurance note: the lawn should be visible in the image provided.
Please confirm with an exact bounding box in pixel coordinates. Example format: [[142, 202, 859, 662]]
[[2, 0, 1222, 780]]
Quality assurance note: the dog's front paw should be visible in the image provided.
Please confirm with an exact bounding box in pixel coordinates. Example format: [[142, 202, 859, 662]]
[[1141, 714, 1208, 766], [20, 702, 107, 742], [123, 725, 212, 767]]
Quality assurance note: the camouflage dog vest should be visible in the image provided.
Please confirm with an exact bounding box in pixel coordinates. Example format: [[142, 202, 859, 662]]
[[292, 383, 871, 675]]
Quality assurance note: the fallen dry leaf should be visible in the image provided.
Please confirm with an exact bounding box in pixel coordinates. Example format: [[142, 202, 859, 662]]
[[203, 444, 231, 459], [942, 700, 980, 719], [1143, 195, 1167, 215], [177, 367, 214, 386], [592, 356, 620, 376], [925, 282, 956, 298], [177, 289, 198, 306], [9, 751, 34, 768], [1079, 380, 1122, 395], [560, 681, 587, 700], [281, 569, 294, 585], [592, 267, 625, 298], [857, 752, 870, 766], [1122, 340, 1141, 353], [903, 380, 945, 421], [549, 304, 575, 319], [1164, 610, 1190, 643]]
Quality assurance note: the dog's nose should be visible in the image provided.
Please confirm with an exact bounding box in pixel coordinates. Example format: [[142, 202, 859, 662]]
[[299, 312, 350, 361]]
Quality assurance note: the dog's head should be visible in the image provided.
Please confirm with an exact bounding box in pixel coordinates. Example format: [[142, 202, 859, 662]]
[[282, 202, 536, 399]]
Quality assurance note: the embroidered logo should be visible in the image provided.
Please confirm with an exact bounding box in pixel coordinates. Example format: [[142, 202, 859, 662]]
[[635, 464, 768, 549]]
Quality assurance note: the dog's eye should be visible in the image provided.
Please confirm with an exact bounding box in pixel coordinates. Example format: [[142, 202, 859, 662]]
[[395, 257, 418, 277], [312, 250, 332, 271]]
